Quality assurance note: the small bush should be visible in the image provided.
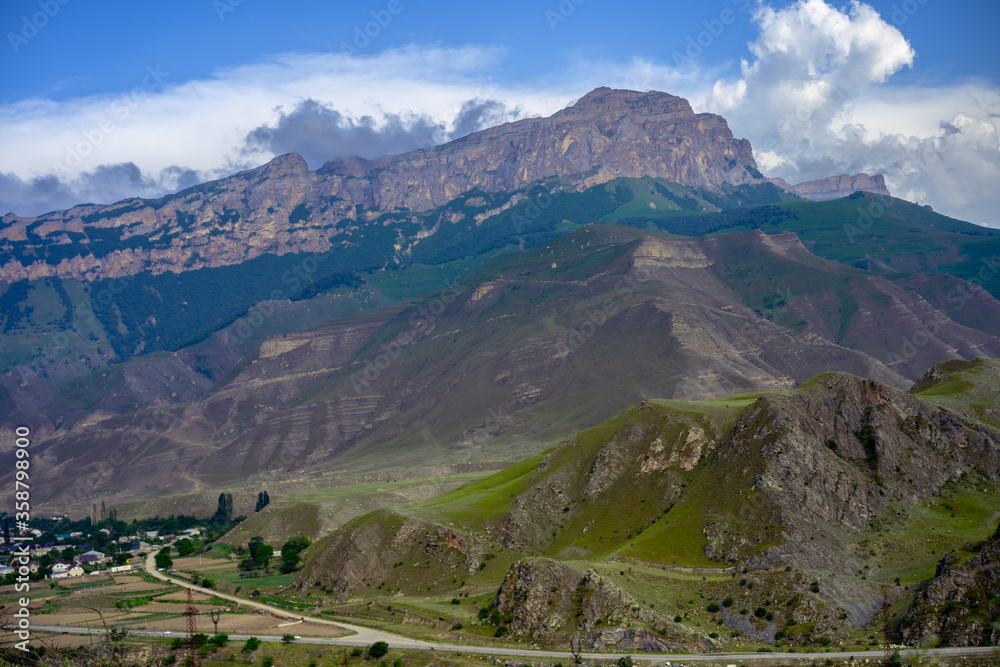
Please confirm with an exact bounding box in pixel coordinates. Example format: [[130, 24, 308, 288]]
[[368, 641, 389, 659], [722, 596, 734, 607], [706, 602, 720, 613], [617, 657, 633, 667], [809, 581, 820, 593], [674, 616, 682, 623], [243, 637, 260, 652]]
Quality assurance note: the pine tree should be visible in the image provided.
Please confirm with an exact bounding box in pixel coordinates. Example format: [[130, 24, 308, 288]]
[[225, 492, 234, 523]]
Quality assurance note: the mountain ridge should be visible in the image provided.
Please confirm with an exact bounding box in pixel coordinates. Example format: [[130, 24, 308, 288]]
[[0, 87, 885, 286]]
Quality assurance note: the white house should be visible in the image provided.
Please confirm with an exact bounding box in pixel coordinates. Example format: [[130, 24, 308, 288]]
[[50, 562, 84, 579]]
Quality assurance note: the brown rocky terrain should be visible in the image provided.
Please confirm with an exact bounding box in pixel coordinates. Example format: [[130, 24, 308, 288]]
[[492, 558, 705, 652], [293, 364, 1000, 647], [900, 522, 1000, 647], [17, 226, 1000, 510], [0, 88, 763, 284], [769, 173, 890, 201]]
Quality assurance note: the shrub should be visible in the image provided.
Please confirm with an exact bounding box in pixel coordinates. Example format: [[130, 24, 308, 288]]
[[368, 641, 389, 659], [722, 596, 734, 607], [755, 607, 767, 618], [810, 581, 820, 593], [617, 657, 633, 667], [706, 602, 720, 613], [262, 657, 274, 667], [281, 633, 295, 644], [350, 648, 363, 657], [243, 637, 260, 652], [674, 616, 682, 623]]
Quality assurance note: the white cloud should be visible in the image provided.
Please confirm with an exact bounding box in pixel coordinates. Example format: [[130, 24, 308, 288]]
[[701, 0, 1000, 227], [1, 6, 998, 227], [0, 45, 580, 216]]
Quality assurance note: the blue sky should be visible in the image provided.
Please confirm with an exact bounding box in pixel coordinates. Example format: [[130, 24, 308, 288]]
[[1, 0, 999, 224]]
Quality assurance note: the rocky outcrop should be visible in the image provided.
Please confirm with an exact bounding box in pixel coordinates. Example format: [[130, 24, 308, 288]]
[[899, 523, 1000, 647], [492, 558, 700, 650], [321, 87, 761, 212], [0, 88, 761, 284], [708, 374, 1000, 571], [769, 173, 890, 201]]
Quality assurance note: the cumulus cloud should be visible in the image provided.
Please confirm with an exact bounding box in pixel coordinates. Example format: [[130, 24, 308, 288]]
[[1, 10, 998, 226], [702, 0, 1000, 226], [0, 45, 568, 216]]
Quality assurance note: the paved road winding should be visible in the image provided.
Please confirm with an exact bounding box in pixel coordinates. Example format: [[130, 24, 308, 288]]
[[27, 553, 975, 664]]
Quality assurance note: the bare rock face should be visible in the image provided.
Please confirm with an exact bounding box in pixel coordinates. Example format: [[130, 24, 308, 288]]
[[0, 88, 761, 284], [709, 375, 1000, 572], [769, 173, 891, 201], [492, 558, 700, 650], [321, 87, 761, 212], [899, 524, 1000, 647]]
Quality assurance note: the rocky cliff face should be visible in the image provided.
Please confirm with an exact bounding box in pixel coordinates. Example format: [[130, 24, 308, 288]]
[[492, 558, 703, 651], [320, 87, 761, 211], [0, 88, 761, 284], [899, 523, 1000, 647], [769, 173, 891, 201], [707, 375, 1000, 573]]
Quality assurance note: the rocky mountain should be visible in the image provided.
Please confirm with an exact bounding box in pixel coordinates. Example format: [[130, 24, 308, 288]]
[[0, 87, 762, 285], [293, 361, 1000, 650], [21, 224, 1000, 511], [769, 173, 890, 201], [899, 521, 1000, 647]]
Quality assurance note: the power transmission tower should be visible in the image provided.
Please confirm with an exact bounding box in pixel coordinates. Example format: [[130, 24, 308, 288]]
[[185, 587, 200, 667]]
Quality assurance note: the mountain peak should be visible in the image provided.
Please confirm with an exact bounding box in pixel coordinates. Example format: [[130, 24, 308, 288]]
[[566, 87, 693, 117]]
